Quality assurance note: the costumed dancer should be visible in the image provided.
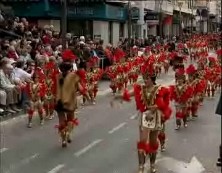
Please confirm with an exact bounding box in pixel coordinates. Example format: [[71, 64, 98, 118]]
[[128, 58, 140, 84], [186, 64, 205, 120], [55, 49, 89, 148], [170, 68, 193, 130], [84, 56, 103, 105], [162, 45, 170, 74], [196, 54, 208, 105], [153, 46, 162, 77], [91, 65, 103, 103], [26, 68, 46, 128], [43, 59, 59, 119], [111, 57, 172, 173], [206, 57, 219, 98], [106, 64, 118, 95], [169, 51, 185, 72]]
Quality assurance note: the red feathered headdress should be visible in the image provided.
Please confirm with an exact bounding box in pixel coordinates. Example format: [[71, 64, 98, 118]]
[[113, 48, 126, 63], [62, 49, 77, 62], [76, 69, 86, 83], [88, 56, 99, 67], [145, 46, 151, 52], [177, 43, 184, 49], [175, 68, 186, 80], [186, 64, 196, 75], [216, 49, 222, 56], [208, 56, 216, 63], [44, 61, 56, 71], [140, 59, 155, 79]]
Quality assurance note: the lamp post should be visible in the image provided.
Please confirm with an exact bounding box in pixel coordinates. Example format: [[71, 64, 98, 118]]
[[61, 0, 67, 50], [178, 1, 183, 37]]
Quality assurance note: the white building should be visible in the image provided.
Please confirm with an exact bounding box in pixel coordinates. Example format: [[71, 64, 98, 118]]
[[130, 0, 195, 38], [195, 0, 220, 33]]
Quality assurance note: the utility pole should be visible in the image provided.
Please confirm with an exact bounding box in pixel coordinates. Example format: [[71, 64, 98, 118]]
[[61, 0, 67, 50], [128, 1, 132, 57]]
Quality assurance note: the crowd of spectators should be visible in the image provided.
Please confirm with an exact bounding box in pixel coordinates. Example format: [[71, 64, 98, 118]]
[[0, 11, 214, 117], [0, 13, 122, 116]]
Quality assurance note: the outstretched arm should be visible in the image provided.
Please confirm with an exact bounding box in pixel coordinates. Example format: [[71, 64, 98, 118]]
[[77, 82, 90, 101]]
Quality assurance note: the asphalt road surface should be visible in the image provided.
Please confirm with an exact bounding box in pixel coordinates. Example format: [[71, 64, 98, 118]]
[[0, 69, 221, 173]]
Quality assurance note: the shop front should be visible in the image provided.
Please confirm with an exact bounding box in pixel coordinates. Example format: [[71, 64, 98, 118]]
[[144, 11, 159, 36], [1, 1, 128, 45]]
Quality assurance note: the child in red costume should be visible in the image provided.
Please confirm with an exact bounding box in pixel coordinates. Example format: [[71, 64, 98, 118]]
[[26, 68, 46, 128], [170, 68, 193, 130]]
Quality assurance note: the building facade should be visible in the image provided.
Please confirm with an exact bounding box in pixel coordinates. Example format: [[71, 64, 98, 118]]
[[130, 0, 195, 38], [0, 0, 128, 46], [195, 0, 221, 33]]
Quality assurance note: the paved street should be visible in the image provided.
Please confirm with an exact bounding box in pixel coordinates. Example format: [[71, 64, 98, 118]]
[[0, 70, 221, 173]]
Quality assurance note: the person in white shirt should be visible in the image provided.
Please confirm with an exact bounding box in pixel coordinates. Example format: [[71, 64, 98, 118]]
[[14, 60, 33, 82], [0, 60, 21, 113]]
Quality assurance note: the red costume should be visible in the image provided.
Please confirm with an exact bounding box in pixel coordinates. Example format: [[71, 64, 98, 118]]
[[26, 68, 46, 128], [43, 61, 59, 119], [115, 57, 172, 173], [186, 65, 206, 119], [170, 68, 193, 130]]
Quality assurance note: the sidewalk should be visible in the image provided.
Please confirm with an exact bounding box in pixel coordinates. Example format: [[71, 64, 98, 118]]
[[0, 80, 111, 123]]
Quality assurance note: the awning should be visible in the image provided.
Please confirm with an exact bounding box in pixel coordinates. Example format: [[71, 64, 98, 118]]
[[1, 0, 40, 1]]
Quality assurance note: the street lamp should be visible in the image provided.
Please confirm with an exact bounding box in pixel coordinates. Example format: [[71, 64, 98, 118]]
[[61, 0, 67, 50], [178, 1, 183, 37]]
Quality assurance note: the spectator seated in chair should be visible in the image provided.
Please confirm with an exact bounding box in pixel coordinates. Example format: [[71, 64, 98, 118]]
[[0, 59, 21, 114]]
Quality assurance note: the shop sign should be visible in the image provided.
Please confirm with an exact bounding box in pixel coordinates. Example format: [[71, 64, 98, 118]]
[[144, 11, 159, 21], [94, 34, 101, 40], [68, 7, 94, 15], [131, 7, 139, 20], [147, 20, 159, 25]]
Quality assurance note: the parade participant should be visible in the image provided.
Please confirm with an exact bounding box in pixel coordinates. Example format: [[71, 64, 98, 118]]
[[111, 58, 172, 173], [196, 58, 207, 105], [91, 65, 103, 101], [107, 48, 127, 94], [26, 68, 45, 128], [55, 49, 89, 148], [43, 59, 58, 119], [206, 57, 218, 98], [162, 46, 170, 74], [128, 60, 139, 84], [106, 64, 118, 95], [170, 68, 193, 130], [170, 51, 186, 77], [186, 64, 206, 120], [83, 56, 103, 105]]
